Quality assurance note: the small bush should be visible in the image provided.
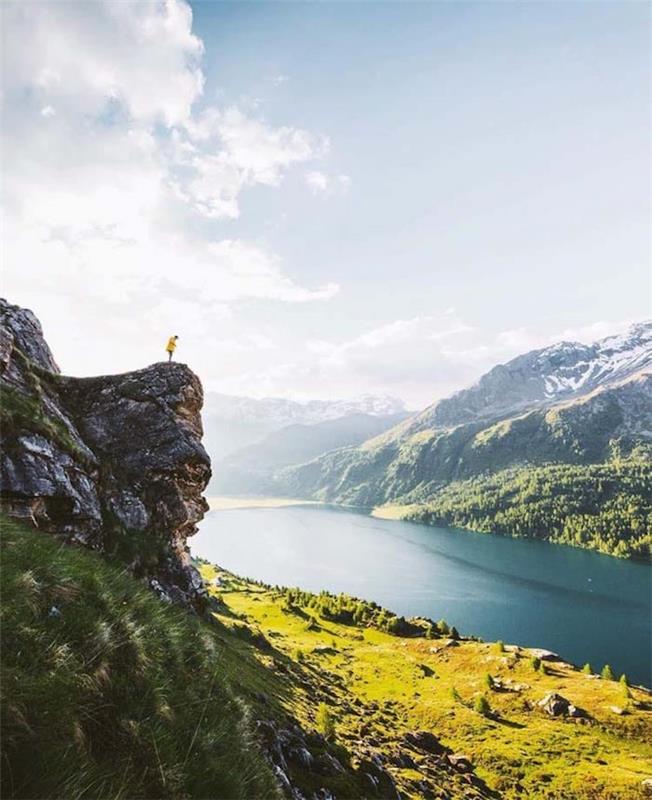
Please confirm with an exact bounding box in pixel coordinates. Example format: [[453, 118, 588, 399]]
[[495, 640, 505, 653], [529, 656, 542, 672], [601, 664, 615, 681], [316, 702, 336, 740], [582, 663, 592, 674], [483, 673, 494, 690]]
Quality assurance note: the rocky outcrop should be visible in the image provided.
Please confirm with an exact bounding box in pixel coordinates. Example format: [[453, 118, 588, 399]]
[[0, 299, 211, 607]]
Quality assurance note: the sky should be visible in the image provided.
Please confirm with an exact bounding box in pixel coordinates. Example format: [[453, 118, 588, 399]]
[[2, 0, 650, 408]]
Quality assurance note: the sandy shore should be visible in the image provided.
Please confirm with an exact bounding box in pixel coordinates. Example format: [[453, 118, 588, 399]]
[[371, 503, 420, 520], [207, 496, 324, 511]]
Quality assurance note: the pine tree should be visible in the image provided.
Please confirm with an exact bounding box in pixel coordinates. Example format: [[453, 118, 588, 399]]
[[474, 695, 491, 716]]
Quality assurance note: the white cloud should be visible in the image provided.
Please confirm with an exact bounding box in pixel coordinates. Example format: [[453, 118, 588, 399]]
[[5, 0, 204, 126], [550, 319, 637, 345], [305, 170, 351, 196], [1, 0, 338, 378], [232, 315, 641, 407], [183, 108, 328, 218]]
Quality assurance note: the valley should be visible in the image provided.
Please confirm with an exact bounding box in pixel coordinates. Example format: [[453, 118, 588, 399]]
[[211, 323, 652, 561]]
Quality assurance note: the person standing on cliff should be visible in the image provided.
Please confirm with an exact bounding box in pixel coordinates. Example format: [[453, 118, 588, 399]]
[[165, 335, 179, 362]]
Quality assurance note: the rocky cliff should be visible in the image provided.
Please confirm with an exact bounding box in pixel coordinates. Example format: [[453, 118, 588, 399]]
[[0, 299, 211, 607]]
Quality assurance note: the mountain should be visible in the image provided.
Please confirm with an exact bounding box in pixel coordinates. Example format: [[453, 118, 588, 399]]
[[275, 323, 652, 556], [210, 411, 409, 495], [202, 391, 407, 461], [407, 321, 652, 433]]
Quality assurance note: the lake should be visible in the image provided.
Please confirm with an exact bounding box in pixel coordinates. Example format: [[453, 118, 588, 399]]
[[191, 504, 652, 686]]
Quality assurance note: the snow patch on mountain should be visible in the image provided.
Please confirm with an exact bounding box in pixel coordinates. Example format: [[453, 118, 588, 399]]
[[410, 320, 652, 431], [538, 322, 652, 400], [204, 392, 408, 427]]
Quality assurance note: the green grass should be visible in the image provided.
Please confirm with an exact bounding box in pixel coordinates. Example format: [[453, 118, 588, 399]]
[[0, 517, 279, 800], [204, 567, 652, 800], [4, 513, 651, 800]]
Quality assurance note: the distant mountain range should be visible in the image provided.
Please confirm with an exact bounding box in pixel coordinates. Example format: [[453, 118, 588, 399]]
[[277, 321, 651, 499], [249, 322, 652, 558], [202, 393, 409, 487], [210, 411, 410, 495]]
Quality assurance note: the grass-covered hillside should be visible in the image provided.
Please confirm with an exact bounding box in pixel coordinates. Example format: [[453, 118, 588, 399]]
[[0, 517, 279, 800], [376, 462, 652, 560], [202, 566, 652, 800], [3, 515, 652, 799]]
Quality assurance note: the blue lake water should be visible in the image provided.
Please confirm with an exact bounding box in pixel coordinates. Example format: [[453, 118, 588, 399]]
[[191, 504, 652, 686]]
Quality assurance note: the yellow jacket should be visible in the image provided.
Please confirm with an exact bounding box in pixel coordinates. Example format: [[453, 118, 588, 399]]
[[166, 336, 177, 352]]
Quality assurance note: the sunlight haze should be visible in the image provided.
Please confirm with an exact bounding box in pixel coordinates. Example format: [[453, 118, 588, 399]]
[[2, 1, 649, 406]]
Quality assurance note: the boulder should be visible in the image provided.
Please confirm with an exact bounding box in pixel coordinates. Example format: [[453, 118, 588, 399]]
[[537, 692, 586, 718], [403, 730, 446, 754], [356, 758, 400, 799], [447, 753, 473, 773], [315, 752, 345, 776], [529, 648, 562, 662]]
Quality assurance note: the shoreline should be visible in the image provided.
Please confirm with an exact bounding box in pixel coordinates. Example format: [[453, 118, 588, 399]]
[[207, 496, 325, 511]]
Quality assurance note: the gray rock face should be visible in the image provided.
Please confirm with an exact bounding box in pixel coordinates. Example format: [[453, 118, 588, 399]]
[[0, 299, 211, 608]]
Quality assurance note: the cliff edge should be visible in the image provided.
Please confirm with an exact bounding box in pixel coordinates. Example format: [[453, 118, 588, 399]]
[[0, 298, 211, 607]]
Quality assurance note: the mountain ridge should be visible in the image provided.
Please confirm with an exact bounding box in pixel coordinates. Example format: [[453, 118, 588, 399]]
[[408, 321, 652, 434], [270, 322, 651, 557]]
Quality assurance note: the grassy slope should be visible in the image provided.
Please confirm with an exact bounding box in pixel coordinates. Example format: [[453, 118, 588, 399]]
[[3, 515, 651, 800], [202, 566, 652, 800], [376, 462, 652, 559], [0, 517, 279, 800]]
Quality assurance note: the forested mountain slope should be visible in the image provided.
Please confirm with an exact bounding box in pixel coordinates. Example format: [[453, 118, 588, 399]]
[[275, 325, 652, 557], [211, 411, 408, 495]]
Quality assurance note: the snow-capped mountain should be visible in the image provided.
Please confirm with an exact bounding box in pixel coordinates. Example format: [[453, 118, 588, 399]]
[[540, 322, 651, 399], [276, 320, 652, 507], [412, 320, 652, 431], [202, 392, 408, 460], [204, 392, 407, 427]]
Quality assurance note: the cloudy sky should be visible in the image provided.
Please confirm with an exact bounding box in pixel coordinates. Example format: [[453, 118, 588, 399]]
[[2, 1, 649, 408]]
